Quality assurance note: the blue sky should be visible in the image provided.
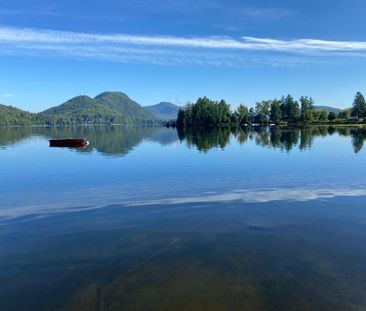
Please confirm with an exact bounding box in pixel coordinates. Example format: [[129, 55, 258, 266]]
[[1, 0, 366, 111]]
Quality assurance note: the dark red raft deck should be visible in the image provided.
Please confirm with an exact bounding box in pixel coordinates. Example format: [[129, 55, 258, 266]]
[[49, 138, 89, 148]]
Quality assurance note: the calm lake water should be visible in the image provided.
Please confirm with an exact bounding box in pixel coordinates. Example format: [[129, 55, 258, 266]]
[[1, 125, 366, 311]]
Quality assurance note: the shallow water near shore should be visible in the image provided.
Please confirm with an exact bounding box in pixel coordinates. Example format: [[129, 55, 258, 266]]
[[1, 125, 366, 310]]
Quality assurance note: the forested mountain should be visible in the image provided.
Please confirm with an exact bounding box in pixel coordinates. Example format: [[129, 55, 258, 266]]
[[0, 104, 36, 125], [95, 92, 156, 122], [144, 102, 180, 120], [314, 106, 342, 114], [39, 95, 127, 125], [0, 92, 159, 126]]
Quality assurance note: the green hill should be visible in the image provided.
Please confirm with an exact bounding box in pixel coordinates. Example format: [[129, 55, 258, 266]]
[[144, 102, 180, 120], [39, 95, 129, 125], [41, 95, 102, 115], [0, 92, 159, 126], [0, 104, 36, 126], [94, 92, 156, 122]]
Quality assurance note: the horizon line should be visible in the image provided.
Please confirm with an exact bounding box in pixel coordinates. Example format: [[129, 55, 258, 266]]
[[1, 90, 361, 114]]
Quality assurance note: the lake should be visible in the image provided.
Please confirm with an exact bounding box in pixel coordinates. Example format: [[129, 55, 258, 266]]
[[1, 125, 366, 311]]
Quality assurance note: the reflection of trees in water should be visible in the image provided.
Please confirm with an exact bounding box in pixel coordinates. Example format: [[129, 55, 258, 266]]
[[266, 127, 300, 152], [177, 126, 366, 153], [1, 126, 366, 154], [177, 127, 232, 152], [0, 127, 45, 148], [0, 126, 179, 157], [351, 128, 366, 153]]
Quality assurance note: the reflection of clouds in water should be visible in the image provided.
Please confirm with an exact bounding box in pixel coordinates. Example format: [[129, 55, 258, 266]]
[[168, 142, 179, 148], [125, 188, 366, 206], [1, 187, 366, 220]]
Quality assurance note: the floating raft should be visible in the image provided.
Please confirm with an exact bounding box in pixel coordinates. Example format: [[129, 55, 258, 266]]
[[49, 138, 89, 148]]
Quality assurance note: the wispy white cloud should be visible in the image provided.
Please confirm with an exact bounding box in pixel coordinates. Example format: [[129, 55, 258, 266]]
[[237, 7, 294, 19], [0, 40, 315, 68], [0, 9, 61, 17], [0, 26, 365, 66], [1, 26, 366, 52], [242, 37, 366, 52], [3, 93, 15, 98], [0, 26, 253, 48], [169, 98, 183, 106]]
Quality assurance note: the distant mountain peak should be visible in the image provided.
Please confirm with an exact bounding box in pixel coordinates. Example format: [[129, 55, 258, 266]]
[[94, 91, 156, 120], [156, 101, 179, 107], [94, 91, 128, 99], [144, 101, 180, 120], [64, 95, 94, 102], [314, 105, 342, 114]]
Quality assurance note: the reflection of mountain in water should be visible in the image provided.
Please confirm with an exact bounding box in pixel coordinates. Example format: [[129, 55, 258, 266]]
[[0, 126, 179, 157], [147, 127, 183, 146], [0, 127, 44, 148], [1, 126, 366, 155]]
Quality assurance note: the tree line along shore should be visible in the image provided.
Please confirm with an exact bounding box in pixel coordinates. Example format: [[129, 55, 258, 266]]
[[170, 92, 366, 128]]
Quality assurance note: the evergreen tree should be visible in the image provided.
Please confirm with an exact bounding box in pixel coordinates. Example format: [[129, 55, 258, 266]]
[[318, 110, 328, 122], [237, 104, 249, 125], [351, 92, 366, 119], [176, 97, 233, 128], [255, 100, 271, 124], [270, 100, 282, 124], [280, 95, 300, 122], [249, 107, 256, 124], [338, 110, 351, 120], [176, 109, 186, 128], [328, 112, 336, 121], [300, 96, 314, 122]]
